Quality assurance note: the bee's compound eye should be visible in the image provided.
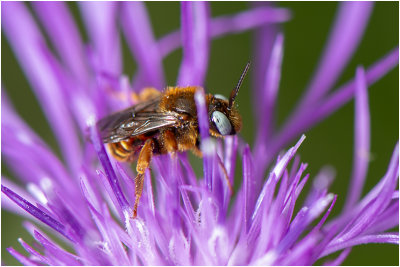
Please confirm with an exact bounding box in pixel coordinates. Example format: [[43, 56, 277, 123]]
[[212, 111, 232, 135], [214, 94, 228, 101]]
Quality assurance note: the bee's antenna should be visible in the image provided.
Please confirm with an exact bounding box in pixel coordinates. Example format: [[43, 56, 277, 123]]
[[229, 61, 251, 109]]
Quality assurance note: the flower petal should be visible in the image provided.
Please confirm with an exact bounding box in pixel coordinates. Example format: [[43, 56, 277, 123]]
[[344, 67, 370, 211], [195, 87, 213, 191], [33, 2, 89, 82], [177, 2, 210, 86], [300, 2, 374, 106], [6, 247, 38, 266], [254, 33, 284, 175], [243, 145, 255, 232], [322, 233, 399, 257], [1, 185, 72, 241], [271, 48, 399, 166], [2, 96, 86, 212], [120, 2, 165, 90], [323, 248, 351, 266], [2, 2, 82, 173], [159, 6, 290, 58], [326, 143, 398, 247], [79, 2, 121, 76], [88, 119, 129, 210], [18, 238, 50, 265], [33, 230, 82, 265], [316, 47, 399, 129]]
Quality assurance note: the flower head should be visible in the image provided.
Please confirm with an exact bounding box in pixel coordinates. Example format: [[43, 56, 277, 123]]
[[2, 2, 398, 265]]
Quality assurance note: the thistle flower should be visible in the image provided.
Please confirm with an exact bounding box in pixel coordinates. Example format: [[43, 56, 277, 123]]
[[2, 2, 398, 266]]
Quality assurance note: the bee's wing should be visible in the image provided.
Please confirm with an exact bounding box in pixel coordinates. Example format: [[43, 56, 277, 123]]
[[97, 98, 179, 143]]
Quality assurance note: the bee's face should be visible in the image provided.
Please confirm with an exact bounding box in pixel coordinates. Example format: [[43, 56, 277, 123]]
[[208, 95, 242, 137], [206, 61, 249, 138]]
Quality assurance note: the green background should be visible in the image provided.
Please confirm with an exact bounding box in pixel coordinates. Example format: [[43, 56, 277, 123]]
[[2, 2, 398, 265]]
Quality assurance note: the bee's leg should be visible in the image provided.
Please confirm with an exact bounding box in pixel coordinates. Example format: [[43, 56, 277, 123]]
[[136, 87, 162, 102], [130, 87, 161, 103], [191, 138, 203, 157], [161, 130, 178, 155], [191, 146, 203, 158], [108, 87, 161, 103], [133, 139, 154, 218], [216, 155, 234, 194]]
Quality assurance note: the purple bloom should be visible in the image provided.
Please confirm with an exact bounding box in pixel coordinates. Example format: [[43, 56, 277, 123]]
[[2, 2, 398, 265]]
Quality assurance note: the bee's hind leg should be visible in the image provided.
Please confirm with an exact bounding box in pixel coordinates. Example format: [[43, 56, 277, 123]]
[[132, 139, 154, 218], [108, 87, 161, 104], [135, 87, 161, 102], [129, 87, 162, 104]]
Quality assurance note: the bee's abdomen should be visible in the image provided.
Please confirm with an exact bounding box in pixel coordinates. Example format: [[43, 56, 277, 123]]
[[107, 136, 161, 162], [107, 142, 132, 162], [107, 137, 143, 162]]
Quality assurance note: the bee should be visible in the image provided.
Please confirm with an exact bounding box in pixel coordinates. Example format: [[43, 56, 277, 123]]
[[97, 62, 250, 218]]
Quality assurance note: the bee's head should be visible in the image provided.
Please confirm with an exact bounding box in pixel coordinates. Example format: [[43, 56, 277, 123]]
[[208, 62, 250, 137], [208, 95, 242, 137]]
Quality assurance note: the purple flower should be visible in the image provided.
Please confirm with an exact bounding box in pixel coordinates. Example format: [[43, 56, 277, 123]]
[[2, 2, 398, 265]]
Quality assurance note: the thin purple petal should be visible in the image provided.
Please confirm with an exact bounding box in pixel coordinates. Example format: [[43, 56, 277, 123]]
[[159, 6, 290, 58], [261, 33, 284, 137], [330, 144, 398, 243], [224, 136, 238, 186], [316, 47, 399, 128], [277, 193, 335, 254], [277, 233, 318, 265], [252, 2, 282, 118], [247, 135, 306, 250], [211, 6, 290, 36], [270, 48, 399, 166], [38, 44, 96, 133], [323, 248, 351, 266], [365, 201, 399, 234], [324, 143, 399, 233], [254, 33, 284, 167], [7, 247, 38, 266], [178, 153, 200, 195], [33, 2, 89, 82], [354, 143, 399, 214], [194, 87, 213, 191], [120, 2, 165, 90], [89, 119, 129, 210], [252, 135, 306, 222], [312, 195, 337, 234], [80, 2, 121, 76], [177, 2, 210, 86], [2, 98, 86, 214], [46, 193, 86, 242], [2, 2, 81, 174], [1, 178, 38, 216], [300, 2, 374, 107], [18, 238, 50, 265], [33, 230, 82, 265], [322, 233, 399, 257], [1, 185, 72, 242], [344, 67, 370, 211], [242, 145, 255, 232], [281, 166, 308, 231]]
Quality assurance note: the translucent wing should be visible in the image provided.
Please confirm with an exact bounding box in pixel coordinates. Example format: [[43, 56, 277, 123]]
[[97, 98, 179, 143]]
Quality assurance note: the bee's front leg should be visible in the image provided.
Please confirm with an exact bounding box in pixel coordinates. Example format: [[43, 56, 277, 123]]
[[133, 139, 154, 218], [161, 130, 178, 155]]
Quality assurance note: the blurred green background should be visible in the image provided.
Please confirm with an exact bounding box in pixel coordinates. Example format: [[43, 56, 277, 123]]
[[2, 2, 398, 265]]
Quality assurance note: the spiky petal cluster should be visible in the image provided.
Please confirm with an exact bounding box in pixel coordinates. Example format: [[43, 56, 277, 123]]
[[2, 2, 398, 265]]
